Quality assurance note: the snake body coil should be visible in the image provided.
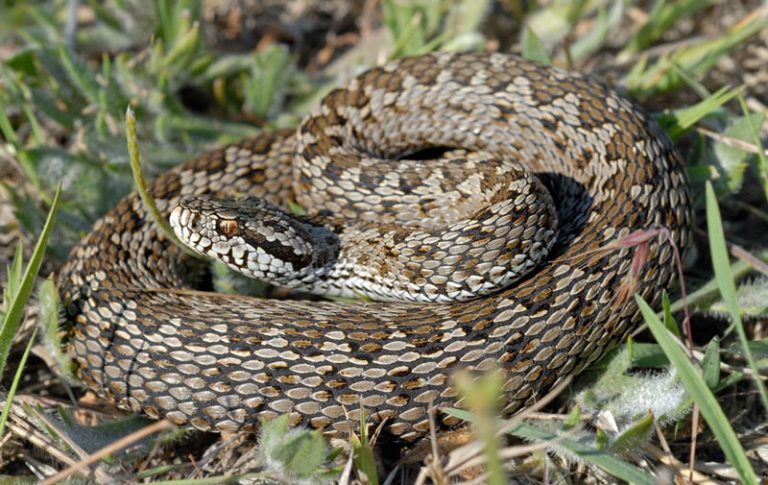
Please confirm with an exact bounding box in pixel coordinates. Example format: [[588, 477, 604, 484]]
[[58, 52, 691, 441]]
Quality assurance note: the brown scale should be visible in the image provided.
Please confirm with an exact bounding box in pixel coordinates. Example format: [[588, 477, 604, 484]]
[[57, 52, 691, 441]]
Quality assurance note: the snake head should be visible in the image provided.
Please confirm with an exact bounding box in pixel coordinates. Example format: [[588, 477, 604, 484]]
[[169, 195, 339, 284]]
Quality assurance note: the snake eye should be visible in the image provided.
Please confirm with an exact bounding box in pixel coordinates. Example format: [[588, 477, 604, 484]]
[[219, 219, 239, 236]]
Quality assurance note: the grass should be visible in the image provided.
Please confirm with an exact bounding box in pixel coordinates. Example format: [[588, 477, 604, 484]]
[[1, 0, 767, 483], [633, 177, 768, 485], [0, 186, 59, 437], [125, 106, 184, 251], [637, 292, 756, 484]]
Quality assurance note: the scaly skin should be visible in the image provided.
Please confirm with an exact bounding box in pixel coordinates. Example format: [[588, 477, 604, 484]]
[[58, 52, 691, 441]]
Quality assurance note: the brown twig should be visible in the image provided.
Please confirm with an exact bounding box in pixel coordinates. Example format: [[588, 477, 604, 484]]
[[39, 420, 173, 485]]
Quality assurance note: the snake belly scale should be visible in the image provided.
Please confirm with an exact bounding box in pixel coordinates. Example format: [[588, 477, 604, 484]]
[[58, 52, 691, 441]]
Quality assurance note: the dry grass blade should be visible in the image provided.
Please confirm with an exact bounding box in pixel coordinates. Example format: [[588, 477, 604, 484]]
[[730, 245, 768, 277], [337, 450, 355, 485], [410, 404, 448, 485], [436, 375, 573, 478], [3, 396, 80, 469], [18, 402, 118, 484], [39, 419, 173, 485], [696, 126, 768, 157], [449, 439, 559, 480], [645, 445, 722, 484]]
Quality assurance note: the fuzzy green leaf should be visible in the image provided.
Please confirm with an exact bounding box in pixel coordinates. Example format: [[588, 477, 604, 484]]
[[610, 411, 654, 453], [626, 12, 768, 96], [522, 27, 551, 64], [578, 346, 688, 427], [712, 112, 767, 194], [260, 415, 329, 481], [736, 94, 768, 204], [629, 343, 670, 368], [2, 245, 23, 309], [702, 337, 721, 389], [564, 404, 581, 430], [709, 277, 768, 321], [243, 45, 294, 120], [270, 429, 327, 480], [38, 278, 75, 381], [56, 45, 100, 104], [662, 291, 680, 337], [569, 0, 623, 61], [260, 415, 289, 456]]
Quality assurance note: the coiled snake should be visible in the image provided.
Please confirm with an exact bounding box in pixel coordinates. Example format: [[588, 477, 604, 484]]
[[58, 52, 691, 441]]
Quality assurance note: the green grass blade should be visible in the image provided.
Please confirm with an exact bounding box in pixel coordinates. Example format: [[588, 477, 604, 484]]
[[0, 102, 41, 190], [0, 101, 20, 144], [21, 104, 45, 145], [243, 45, 293, 119], [3, 244, 23, 308], [161, 20, 201, 70], [0, 185, 60, 378], [125, 107, 188, 253], [705, 181, 768, 410], [0, 327, 38, 438], [736, 93, 768, 202], [350, 431, 378, 485], [623, 0, 714, 54], [351, 402, 376, 483], [626, 10, 768, 96], [635, 295, 758, 484], [658, 86, 739, 140], [57, 45, 100, 104]]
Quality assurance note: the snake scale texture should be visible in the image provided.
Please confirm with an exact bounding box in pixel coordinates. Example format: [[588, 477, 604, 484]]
[[58, 52, 691, 441]]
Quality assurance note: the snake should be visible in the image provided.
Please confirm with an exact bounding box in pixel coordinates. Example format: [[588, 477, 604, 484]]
[[57, 52, 691, 442]]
